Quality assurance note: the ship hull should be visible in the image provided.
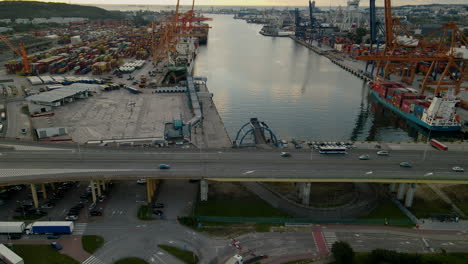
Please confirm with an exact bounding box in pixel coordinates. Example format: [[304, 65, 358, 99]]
[[370, 90, 461, 132]]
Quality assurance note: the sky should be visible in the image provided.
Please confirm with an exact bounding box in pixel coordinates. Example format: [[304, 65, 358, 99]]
[[14, 0, 468, 6]]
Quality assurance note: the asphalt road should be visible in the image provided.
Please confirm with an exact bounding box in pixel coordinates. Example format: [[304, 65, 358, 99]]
[[0, 142, 467, 185]]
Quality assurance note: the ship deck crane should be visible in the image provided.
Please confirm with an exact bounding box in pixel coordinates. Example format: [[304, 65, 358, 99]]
[[0, 33, 30, 74]]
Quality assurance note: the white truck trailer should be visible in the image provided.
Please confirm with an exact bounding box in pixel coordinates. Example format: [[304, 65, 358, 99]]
[[0, 222, 25, 234]]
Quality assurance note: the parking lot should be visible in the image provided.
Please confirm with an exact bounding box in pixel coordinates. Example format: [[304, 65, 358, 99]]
[[0, 179, 199, 226]]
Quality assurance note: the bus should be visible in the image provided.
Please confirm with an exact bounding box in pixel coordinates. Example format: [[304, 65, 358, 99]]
[[318, 146, 347, 154], [430, 139, 448, 151]]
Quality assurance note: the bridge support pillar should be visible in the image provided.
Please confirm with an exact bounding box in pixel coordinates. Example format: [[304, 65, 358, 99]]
[[146, 179, 152, 203], [404, 183, 417, 208], [96, 181, 102, 198], [389, 183, 396, 193], [30, 184, 39, 209], [90, 180, 97, 204], [101, 181, 106, 191], [200, 180, 208, 202], [50, 183, 55, 191], [300, 183, 311, 206], [41, 184, 47, 200], [150, 180, 155, 200], [152, 180, 158, 197], [397, 183, 407, 201]]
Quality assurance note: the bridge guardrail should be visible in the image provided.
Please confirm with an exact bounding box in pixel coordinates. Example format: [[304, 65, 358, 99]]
[[196, 216, 415, 226]]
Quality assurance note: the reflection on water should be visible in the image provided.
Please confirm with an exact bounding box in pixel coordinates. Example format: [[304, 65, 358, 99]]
[[194, 14, 464, 142]]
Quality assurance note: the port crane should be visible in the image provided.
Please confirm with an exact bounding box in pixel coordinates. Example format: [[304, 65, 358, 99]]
[[0, 33, 31, 74], [152, 0, 211, 65], [357, 0, 468, 97]]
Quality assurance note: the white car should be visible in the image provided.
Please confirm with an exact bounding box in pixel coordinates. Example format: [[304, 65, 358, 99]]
[[377, 150, 389, 156], [137, 179, 146, 184], [452, 166, 464, 172], [65, 215, 78, 221]]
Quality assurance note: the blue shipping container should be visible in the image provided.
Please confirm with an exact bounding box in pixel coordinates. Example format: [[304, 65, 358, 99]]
[[31, 225, 72, 234]]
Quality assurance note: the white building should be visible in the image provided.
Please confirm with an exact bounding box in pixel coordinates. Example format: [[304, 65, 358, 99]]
[[15, 18, 30, 24], [31, 18, 48, 24], [36, 127, 67, 139], [0, 27, 13, 33], [26, 83, 97, 114]]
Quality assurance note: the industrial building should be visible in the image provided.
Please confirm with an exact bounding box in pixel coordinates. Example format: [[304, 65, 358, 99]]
[[25, 83, 98, 114], [164, 120, 191, 142], [36, 127, 67, 139]]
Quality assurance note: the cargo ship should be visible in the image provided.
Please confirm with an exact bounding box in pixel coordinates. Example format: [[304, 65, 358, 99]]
[[370, 81, 461, 132]]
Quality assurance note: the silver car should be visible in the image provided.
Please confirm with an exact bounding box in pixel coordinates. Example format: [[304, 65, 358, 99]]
[[377, 150, 389, 156]]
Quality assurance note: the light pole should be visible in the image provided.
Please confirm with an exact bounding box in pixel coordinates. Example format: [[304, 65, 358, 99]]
[[423, 128, 432, 161]]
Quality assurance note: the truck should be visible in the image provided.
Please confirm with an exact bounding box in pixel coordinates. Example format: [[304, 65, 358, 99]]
[[0, 222, 25, 234], [25, 221, 74, 235], [430, 139, 448, 151], [0, 244, 24, 264]]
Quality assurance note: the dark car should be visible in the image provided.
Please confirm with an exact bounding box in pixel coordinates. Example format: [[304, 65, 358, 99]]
[[90, 210, 102, 216], [152, 203, 164, 209], [47, 234, 60, 239], [153, 210, 163, 216], [71, 205, 83, 210], [8, 233, 22, 240], [80, 193, 90, 199], [68, 209, 80, 215], [189, 179, 200, 183], [74, 203, 84, 209], [50, 242, 63, 250]]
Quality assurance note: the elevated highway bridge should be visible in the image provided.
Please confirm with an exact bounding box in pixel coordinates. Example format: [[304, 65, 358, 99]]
[[0, 141, 467, 185], [1, 141, 467, 208]]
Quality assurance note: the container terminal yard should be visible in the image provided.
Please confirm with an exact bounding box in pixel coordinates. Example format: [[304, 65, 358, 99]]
[[0, 0, 468, 264]]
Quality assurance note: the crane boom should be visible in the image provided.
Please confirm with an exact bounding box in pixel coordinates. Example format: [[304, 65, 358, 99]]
[[384, 0, 393, 46], [0, 33, 31, 74]]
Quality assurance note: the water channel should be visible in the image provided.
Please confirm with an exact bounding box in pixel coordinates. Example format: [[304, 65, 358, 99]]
[[195, 14, 463, 142]]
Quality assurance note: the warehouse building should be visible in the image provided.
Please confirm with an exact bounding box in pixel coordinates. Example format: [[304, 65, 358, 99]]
[[25, 83, 98, 114], [36, 127, 67, 139]]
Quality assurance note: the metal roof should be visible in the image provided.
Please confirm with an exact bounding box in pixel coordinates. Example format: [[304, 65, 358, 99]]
[[25, 84, 97, 103]]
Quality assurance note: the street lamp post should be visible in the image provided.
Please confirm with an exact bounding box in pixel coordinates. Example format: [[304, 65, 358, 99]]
[[423, 128, 432, 161]]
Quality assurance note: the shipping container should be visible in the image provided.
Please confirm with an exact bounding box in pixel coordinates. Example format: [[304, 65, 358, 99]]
[[25, 221, 74, 235]]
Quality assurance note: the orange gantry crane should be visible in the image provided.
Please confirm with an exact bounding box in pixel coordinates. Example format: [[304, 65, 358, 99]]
[[357, 0, 468, 96], [152, 0, 211, 64], [0, 33, 31, 74]]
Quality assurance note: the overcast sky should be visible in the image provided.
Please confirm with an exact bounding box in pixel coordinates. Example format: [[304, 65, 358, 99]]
[[23, 0, 468, 6]]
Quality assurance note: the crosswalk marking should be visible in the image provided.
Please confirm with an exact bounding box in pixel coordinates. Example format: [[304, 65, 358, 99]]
[[82, 255, 106, 264], [323, 231, 338, 249], [73, 223, 88, 235]]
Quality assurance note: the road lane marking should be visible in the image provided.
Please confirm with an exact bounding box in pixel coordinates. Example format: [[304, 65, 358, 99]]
[[152, 253, 168, 264], [243, 170, 255, 175]]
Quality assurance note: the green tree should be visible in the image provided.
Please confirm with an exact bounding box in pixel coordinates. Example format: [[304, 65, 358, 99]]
[[331, 241, 354, 264]]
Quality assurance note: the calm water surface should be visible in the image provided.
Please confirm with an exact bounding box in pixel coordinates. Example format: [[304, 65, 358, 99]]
[[194, 15, 461, 142]]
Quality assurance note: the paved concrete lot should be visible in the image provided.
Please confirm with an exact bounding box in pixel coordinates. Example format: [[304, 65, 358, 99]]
[[53, 90, 192, 143]]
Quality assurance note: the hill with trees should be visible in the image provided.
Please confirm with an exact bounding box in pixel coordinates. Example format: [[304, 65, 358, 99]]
[[0, 1, 125, 20]]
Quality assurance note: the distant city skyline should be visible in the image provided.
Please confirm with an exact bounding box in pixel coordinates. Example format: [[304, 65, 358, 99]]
[[18, 0, 468, 7]]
